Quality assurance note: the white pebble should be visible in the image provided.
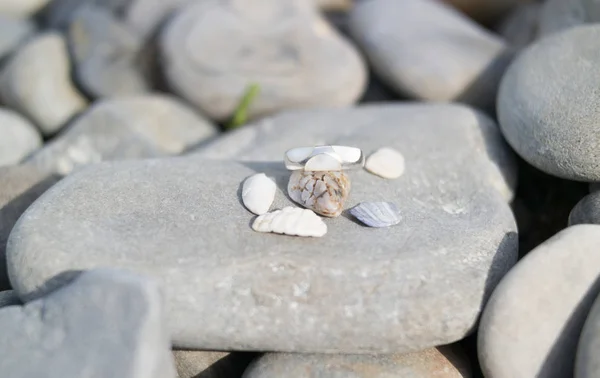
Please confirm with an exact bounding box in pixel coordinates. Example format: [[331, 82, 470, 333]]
[[242, 173, 276, 215], [365, 147, 405, 179], [252, 207, 327, 237]]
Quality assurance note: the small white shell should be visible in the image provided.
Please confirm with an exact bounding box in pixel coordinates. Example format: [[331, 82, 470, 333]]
[[242, 173, 276, 215], [365, 147, 405, 179], [350, 202, 402, 228], [252, 206, 327, 237], [304, 153, 342, 171]]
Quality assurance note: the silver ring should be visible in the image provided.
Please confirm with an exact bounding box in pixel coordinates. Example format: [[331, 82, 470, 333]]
[[284, 145, 364, 171]]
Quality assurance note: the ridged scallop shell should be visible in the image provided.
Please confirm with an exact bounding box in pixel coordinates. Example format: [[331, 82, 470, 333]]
[[350, 202, 402, 228], [242, 173, 276, 215], [252, 206, 327, 237], [365, 147, 405, 179], [287, 170, 350, 217]]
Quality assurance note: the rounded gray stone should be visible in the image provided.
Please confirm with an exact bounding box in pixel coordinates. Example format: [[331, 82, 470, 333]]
[[0, 268, 176, 378], [44, 0, 187, 39], [569, 192, 600, 226], [576, 290, 600, 378], [24, 94, 218, 176], [0, 290, 20, 308], [8, 104, 518, 353], [0, 32, 88, 136], [160, 0, 367, 122], [0, 16, 35, 60], [478, 225, 600, 378], [67, 4, 150, 98], [497, 24, 600, 181], [242, 347, 471, 378], [497, 3, 541, 49], [0, 165, 60, 290], [173, 350, 256, 378], [348, 0, 511, 110], [0, 107, 42, 166], [538, 0, 587, 37]]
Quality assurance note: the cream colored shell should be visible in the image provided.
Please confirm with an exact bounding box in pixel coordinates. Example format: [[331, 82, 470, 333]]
[[252, 206, 327, 237], [287, 170, 350, 217]]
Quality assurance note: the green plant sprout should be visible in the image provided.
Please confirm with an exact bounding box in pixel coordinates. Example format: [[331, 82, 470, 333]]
[[226, 83, 261, 130]]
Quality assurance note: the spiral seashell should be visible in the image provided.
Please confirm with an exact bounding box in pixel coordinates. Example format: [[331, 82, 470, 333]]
[[287, 170, 350, 217]]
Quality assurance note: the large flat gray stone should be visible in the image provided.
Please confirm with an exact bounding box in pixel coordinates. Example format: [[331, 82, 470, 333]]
[[569, 191, 600, 226], [347, 0, 511, 110], [25, 94, 218, 176], [0, 268, 176, 378], [8, 104, 518, 353], [242, 347, 471, 378], [478, 225, 600, 378], [497, 24, 600, 181], [0, 166, 60, 290]]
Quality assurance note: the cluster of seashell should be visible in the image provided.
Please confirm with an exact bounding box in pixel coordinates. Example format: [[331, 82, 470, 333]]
[[240, 146, 406, 237]]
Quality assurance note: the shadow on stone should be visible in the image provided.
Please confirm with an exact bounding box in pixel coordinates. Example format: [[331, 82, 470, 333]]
[[1, 170, 62, 290], [19, 269, 83, 302]]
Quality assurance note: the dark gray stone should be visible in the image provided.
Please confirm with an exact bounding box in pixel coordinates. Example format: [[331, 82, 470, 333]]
[[576, 290, 600, 378], [497, 24, 600, 181], [8, 104, 518, 353], [24, 94, 218, 176], [0, 166, 60, 290], [348, 0, 512, 111], [569, 192, 600, 226], [160, 0, 367, 122], [242, 347, 471, 378], [68, 4, 149, 98], [0, 268, 176, 378], [0, 108, 42, 166], [173, 350, 256, 378], [478, 225, 600, 378], [0, 290, 20, 307], [0, 32, 88, 136]]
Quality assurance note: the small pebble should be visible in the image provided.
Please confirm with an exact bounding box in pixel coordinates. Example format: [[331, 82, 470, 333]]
[[242, 173, 276, 215], [350, 202, 402, 228], [365, 147, 405, 179], [0, 108, 41, 166]]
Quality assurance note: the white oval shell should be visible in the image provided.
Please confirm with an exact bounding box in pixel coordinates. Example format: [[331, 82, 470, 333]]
[[350, 202, 402, 228], [304, 153, 342, 171], [365, 147, 405, 179], [242, 173, 276, 215], [252, 206, 327, 237]]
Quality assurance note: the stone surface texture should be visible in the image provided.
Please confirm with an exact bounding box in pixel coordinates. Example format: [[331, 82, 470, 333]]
[[497, 24, 600, 181], [348, 0, 511, 110], [0, 268, 176, 378], [7, 104, 518, 353], [160, 0, 367, 122], [242, 346, 472, 378], [0, 32, 87, 136], [24, 94, 217, 175], [0, 107, 42, 166], [478, 225, 600, 378], [0, 166, 60, 290], [538, 0, 586, 37]]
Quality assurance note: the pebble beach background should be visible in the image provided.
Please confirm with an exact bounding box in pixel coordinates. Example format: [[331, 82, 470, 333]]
[[0, 0, 598, 377]]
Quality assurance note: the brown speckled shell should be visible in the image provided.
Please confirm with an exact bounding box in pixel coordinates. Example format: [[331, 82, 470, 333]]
[[287, 170, 350, 217]]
